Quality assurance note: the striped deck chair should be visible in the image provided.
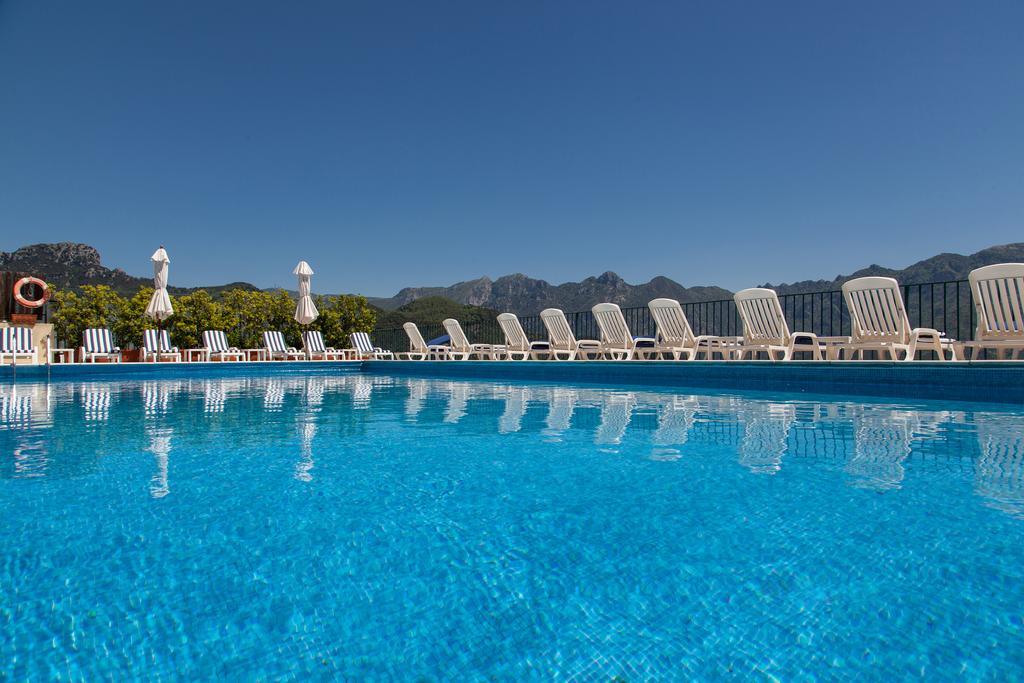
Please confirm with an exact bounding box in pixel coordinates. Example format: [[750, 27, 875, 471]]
[[263, 331, 304, 361], [302, 330, 347, 360], [81, 328, 121, 363], [349, 332, 393, 360], [141, 329, 181, 362], [0, 327, 36, 365], [201, 330, 245, 362]]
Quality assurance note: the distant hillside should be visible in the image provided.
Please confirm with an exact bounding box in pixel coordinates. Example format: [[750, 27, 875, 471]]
[[765, 243, 1024, 295], [368, 272, 733, 315], [0, 242, 262, 297], [375, 297, 499, 329]]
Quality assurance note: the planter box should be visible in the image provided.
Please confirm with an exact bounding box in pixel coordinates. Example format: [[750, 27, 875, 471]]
[[10, 314, 37, 325]]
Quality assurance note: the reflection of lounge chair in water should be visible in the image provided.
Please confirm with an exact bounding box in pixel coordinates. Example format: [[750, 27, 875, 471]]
[[143, 382, 170, 418], [0, 385, 33, 426], [499, 387, 530, 434], [295, 421, 316, 483], [146, 428, 171, 499], [543, 388, 578, 440], [263, 380, 286, 412], [81, 384, 111, 422], [649, 396, 699, 460], [739, 401, 795, 474], [595, 392, 635, 446], [974, 413, 1024, 518], [845, 408, 948, 490], [444, 383, 472, 424], [404, 380, 430, 420]]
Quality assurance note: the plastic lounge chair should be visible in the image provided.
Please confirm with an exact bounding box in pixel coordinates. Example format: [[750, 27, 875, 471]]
[[443, 318, 505, 360], [81, 328, 121, 363], [539, 308, 601, 360], [399, 322, 449, 360], [200, 330, 245, 362], [497, 313, 551, 360], [647, 298, 736, 360], [591, 303, 657, 360], [841, 277, 959, 361], [963, 263, 1024, 360], [141, 329, 181, 362], [302, 330, 348, 360], [263, 331, 305, 361], [349, 332, 394, 360], [733, 288, 826, 361], [0, 327, 37, 365]]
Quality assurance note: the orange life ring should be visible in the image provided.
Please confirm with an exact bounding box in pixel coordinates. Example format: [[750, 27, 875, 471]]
[[13, 277, 50, 309]]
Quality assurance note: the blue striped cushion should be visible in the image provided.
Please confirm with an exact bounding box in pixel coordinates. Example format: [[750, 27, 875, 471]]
[[83, 328, 114, 354], [351, 332, 374, 353], [203, 330, 229, 352], [303, 331, 326, 353], [144, 329, 175, 352], [264, 331, 287, 353], [1, 327, 32, 352]]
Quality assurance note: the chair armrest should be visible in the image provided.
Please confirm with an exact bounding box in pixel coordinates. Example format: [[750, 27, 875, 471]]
[[910, 328, 946, 339]]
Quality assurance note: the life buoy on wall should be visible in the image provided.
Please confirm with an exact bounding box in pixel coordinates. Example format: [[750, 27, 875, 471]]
[[13, 277, 50, 309]]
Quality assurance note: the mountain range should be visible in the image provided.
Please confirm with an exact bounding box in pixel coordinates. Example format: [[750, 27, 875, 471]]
[[3, 241, 1023, 316]]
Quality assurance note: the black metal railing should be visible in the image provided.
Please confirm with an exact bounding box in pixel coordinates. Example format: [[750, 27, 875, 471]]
[[372, 279, 979, 356]]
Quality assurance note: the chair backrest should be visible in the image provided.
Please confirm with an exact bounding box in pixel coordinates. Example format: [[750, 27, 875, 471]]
[[1, 327, 32, 353], [540, 308, 577, 350], [497, 313, 530, 351], [403, 322, 428, 352], [263, 331, 288, 353], [83, 328, 114, 354], [734, 288, 791, 346], [969, 263, 1024, 341], [592, 303, 632, 348], [841, 277, 910, 344], [303, 330, 326, 353], [203, 330, 230, 352], [143, 329, 174, 353], [442, 319, 471, 351], [350, 332, 374, 353], [648, 298, 697, 348]]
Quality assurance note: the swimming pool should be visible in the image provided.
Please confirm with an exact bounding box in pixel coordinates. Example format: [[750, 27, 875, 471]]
[[2, 370, 1022, 678]]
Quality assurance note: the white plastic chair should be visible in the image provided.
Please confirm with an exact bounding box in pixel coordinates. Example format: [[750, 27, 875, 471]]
[[733, 288, 823, 361], [0, 327, 37, 365], [539, 308, 601, 360], [591, 303, 657, 360], [442, 319, 505, 360], [200, 330, 245, 362], [399, 322, 448, 360], [81, 328, 121, 363], [141, 329, 180, 362], [964, 263, 1024, 360], [497, 313, 550, 360], [841, 277, 958, 361], [263, 331, 305, 361], [647, 298, 736, 360]]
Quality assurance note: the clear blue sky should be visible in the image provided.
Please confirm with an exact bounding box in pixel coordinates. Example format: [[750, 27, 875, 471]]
[[1, 1, 1021, 295]]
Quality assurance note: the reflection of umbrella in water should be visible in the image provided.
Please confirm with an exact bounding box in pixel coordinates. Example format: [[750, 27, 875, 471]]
[[147, 428, 172, 498]]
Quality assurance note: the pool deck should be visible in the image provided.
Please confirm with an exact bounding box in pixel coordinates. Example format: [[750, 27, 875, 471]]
[[2, 359, 1023, 404]]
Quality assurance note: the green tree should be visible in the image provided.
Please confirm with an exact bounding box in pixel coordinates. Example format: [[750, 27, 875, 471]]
[[221, 288, 272, 348], [50, 284, 128, 347], [113, 287, 160, 347], [317, 294, 377, 348], [170, 290, 228, 349]]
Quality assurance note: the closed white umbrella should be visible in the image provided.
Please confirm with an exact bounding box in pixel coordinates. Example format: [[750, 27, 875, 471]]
[[293, 260, 318, 325], [145, 247, 173, 321]]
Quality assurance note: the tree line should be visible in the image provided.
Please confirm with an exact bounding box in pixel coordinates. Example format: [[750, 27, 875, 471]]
[[50, 284, 377, 349]]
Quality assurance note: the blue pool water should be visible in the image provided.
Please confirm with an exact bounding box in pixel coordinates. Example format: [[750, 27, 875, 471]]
[[1, 371, 1023, 679]]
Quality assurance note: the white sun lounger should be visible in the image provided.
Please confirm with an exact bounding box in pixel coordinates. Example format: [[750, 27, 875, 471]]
[[963, 263, 1024, 360], [647, 298, 736, 360], [591, 303, 657, 360], [81, 328, 122, 363], [733, 288, 828, 361], [302, 330, 348, 360], [263, 331, 305, 361], [349, 332, 394, 360], [399, 323, 448, 360], [0, 327, 37, 365], [539, 308, 601, 360], [841, 277, 959, 361], [200, 330, 245, 362], [442, 318, 505, 360], [142, 329, 181, 362], [497, 313, 551, 360]]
